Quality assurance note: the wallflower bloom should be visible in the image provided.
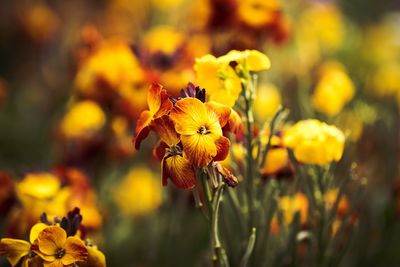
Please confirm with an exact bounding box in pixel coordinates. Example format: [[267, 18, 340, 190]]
[[152, 115, 196, 189], [312, 62, 355, 117], [113, 167, 162, 216], [283, 119, 345, 165], [60, 101, 106, 139], [134, 83, 173, 149], [194, 50, 270, 107], [279, 193, 309, 225], [254, 83, 282, 121], [170, 97, 231, 167], [142, 26, 184, 56], [33, 226, 88, 267], [237, 0, 281, 28]]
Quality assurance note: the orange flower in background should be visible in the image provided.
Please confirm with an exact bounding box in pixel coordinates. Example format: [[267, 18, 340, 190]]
[[33, 226, 88, 267], [170, 97, 231, 167], [152, 115, 196, 189], [133, 83, 173, 149]]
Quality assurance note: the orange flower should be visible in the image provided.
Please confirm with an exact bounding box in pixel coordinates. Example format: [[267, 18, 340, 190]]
[[152, 115, 196, 189], [134, 83, 173, 149], [33, 226, 88, 267], [169, 98, 231, 167]]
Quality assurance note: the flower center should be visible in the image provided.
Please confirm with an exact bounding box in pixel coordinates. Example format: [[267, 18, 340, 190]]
[[197, 126, 210, 135], [55, 248, 66, 259], [167, 145, 182, 156]]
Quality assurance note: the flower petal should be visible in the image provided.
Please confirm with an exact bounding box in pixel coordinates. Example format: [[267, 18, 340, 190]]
[[61, 237, 88, 265], [30, 223, 48, 244], [181, 134, 217, 167], [213, 136, 230, 162], [153, 141, 169, 161], [0, 238, 31, 266], [43, 259, 63, 267], [163, 154, 195, 189], [206, 101, 231, 128], [133, 110, 152, 149], [151, 115, 180, 146], [170, 98, 210, 135], [37, 226, 66, 256]]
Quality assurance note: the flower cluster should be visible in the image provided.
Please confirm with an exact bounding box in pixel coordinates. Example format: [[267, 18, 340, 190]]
[[0, 208, 105, 267]]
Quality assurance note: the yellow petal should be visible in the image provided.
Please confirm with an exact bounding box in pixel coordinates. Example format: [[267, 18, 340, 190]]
[[30, 223, 49, 244], [61, 237, 88, 265], [0, 238, 31, 266], [37, 226, 66, 256], [181, 134, 217, 167]]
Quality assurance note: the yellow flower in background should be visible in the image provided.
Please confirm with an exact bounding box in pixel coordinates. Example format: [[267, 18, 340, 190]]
[[254, 83, 282, 121], [283, 119, 345, 165], [369, 62, 400, 98], [33, 226, 88, 267], [324, 189, 349, 217], [113, 167, 162, 217], [151, 0, 183, 11], [195, 50, 270, 107], [312, 62, 355, 117], [143, 26, 184, 56], [298, 3, 344, 52], [279, 193, 309, 225], [60, 101, 106, 139], [237, 0, 281, 28], [335, 110, 364, 142], [75, 40, 144, 97]]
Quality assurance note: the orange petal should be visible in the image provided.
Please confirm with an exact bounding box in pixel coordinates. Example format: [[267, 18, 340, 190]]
[[163, 154, 195, 189], [215, 162, 238, 187], [226, 108, 243, 136], [61, 237, 88, 265], [151, 115, 180, 146], [206, 101, 231, 128], [30, 223, 48, 244], [44, 259, 63, 267], [0, 238, 31, 266], [133, 110, 152, 149], [153, 88, 173, 118], [37, 226, 66, 256], [147, 83, 163, 114], [170, 98, 211, 135], [213, 136, 230, 162], [181, 134, 217, 167], [153, 141, 169, 161]]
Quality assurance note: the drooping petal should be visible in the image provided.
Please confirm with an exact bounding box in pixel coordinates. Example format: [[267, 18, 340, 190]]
[[206, 101, 231, 128], [181, 134, 217, 167], [36, 226, 66, 256], [170, 98, 211, 135], [0, 238, 31, 266], [213, 136, 231, 162], [163, 154, 195, 189], [61, 237, 88, 265], [153, 141, 169, 161], [151, 115, 180, 146], [133, 110, 152, 149]]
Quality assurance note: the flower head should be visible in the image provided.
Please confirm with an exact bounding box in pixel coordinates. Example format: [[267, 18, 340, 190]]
[[170, 97, 231, 167], [283, 119, 345, 165]]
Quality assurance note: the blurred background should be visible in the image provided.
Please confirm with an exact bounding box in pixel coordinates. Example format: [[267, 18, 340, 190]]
[[0, 0, 400, 266]]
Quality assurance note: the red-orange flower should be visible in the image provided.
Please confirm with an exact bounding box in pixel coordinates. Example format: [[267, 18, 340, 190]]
[[169, 98, 231, 167], [133, 83, 173, 149], [152, 115, 196, 189]]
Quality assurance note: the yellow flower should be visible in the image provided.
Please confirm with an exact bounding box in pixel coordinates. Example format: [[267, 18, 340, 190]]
[[113, 167, 162, 217], [237, 0, 281, 28], [33, 226, 88, 267], [78, 245, 106, 267], [369, 62, 400, 98], [335, 110, 363, 142], [169, 98, 231, 167], [298, 3, 344, 52], [254, 83, 282, 121], [16, 173, 70, 219], [143, 26, 184, 56], [0, 223, 48, 266], [75, 40, 144, 97], [279, 193, 309, 225], [151, 0, 183, 11], [195, 50, 270, 107], [60, 101, 106, 139], [312, 62, 355, 116], [283, 119, 345, 165]]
